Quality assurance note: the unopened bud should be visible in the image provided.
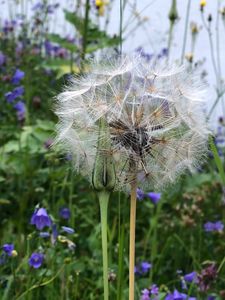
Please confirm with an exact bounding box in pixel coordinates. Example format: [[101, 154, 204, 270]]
[[169, 0, 178, 23], [92, 118, 116, 192]]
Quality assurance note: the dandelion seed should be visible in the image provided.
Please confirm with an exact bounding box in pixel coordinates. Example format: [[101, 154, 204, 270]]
[[54, 55, 209, 192]]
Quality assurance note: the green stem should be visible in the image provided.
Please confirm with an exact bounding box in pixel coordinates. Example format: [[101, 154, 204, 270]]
[[98, 191, 110, 300], [81, 0, 90, 62], [181, 0, 192, 64]]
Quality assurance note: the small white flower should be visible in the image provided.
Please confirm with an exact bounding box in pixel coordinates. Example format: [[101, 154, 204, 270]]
[[54, 55, 209, 190]]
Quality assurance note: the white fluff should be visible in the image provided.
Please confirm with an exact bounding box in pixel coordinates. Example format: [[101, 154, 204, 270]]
[[54, 55, 210, 191]]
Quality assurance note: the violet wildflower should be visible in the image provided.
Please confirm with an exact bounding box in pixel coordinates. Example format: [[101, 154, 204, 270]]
[[140, 289, 150, 300], [39, 232, 50, 238], [137, 188, 145, 200], [184, 271, 198, 283], [44, 139, 53, 149], [59, 207, 71, 220], [5, 86, 24, 103], [0, 52, 6, 66], [2, 20, 16, 34], [61, 226, 75, 234], [141, 262, 152, 273], [146, 192, 161, 204], [165, 289, 196, 300], [135, 261, 152, 275], [2, 244, 14, 256], [29, 253, 44, 269], [198, 263, 217, 292], [14, 101, 26, 121], [31, 208, 51, 230], [150, 284, 159, 295], [32, 2, 44, 11], [204, 221, 224, 232], [51, 223, 58, 245], [11, 69, 25, 85]]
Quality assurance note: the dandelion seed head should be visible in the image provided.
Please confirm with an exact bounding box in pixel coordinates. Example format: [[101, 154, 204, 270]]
[[54, 55, 209, 191]]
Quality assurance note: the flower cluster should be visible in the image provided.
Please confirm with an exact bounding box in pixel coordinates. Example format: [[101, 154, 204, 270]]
[[140, 284, 158, 300], [55, 55, 209, 191]]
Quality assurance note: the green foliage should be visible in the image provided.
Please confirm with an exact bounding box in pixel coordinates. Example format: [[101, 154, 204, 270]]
[[64, 10, 120, 53]]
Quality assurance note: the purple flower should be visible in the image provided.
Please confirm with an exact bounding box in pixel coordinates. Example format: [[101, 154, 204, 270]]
[[39, 232, 50, 238], [140, 289, 150, 300], [207, 296, 216, 300], [47, 3, 60, 14], [146, 192, 161, 204], [29, 253, 44, 269], [137, 188, 145, 200], [165, 290, 196, 300], [150, 284, 159, 295], [141, 261, 152, 273], [44, 40, 54, 55], [2, 244, 14, 256], [14, 101, 26, 121], [31, 208, 51, 230], [135, 261, 152, 275], [204, 221, 224, 232], [0, 52, 6, 66], [5, 86, 24, 103], [61, 226, 75, 234], [198, 263, 217, 292], [2, 20, 16, 34], [11, 69, 25, 85], [32, 2, 44, 11], [44, 139, 53, 149], [51, 223, 58, 245], [184, 271, 198, 283], [59, 207, 71, 220]]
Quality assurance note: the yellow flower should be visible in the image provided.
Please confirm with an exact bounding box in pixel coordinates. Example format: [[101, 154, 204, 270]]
[[200, 0, 206, 7], [95, 0, 109, 16]]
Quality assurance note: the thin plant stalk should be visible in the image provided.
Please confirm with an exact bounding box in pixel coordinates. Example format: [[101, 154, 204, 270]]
[[81, 0, 90, 62], [129, 178, 137, 300], [98, 191, 110, 300], [181, 0, 192, 64]]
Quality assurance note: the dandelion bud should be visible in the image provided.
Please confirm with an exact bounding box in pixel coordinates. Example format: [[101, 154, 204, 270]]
[[92, 118, 116, 192], [169, 0, 178, 24], [208, 14, 212, 23]]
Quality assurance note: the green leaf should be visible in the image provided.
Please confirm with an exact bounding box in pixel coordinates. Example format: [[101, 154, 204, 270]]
[[64, 10, 120, 53], [209, 135, 225, 185], [47, 33, 78, 52], [64, 10, 84, 33]]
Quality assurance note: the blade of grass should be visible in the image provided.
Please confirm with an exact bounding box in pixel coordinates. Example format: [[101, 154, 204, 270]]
[[209, 135, 225, 185]]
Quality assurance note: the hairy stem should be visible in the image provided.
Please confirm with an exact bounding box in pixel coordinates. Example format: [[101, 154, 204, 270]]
[[98, 191, 110, 300], [129, 179, 137, 300]]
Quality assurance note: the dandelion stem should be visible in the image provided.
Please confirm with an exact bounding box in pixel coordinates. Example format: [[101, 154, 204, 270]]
[[129, 178, 137, 300], [98, 191, 110, 300]]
